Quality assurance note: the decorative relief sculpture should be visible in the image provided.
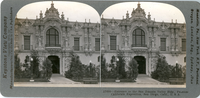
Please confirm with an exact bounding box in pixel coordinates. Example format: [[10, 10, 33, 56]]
[[38, 36, 42, 47]]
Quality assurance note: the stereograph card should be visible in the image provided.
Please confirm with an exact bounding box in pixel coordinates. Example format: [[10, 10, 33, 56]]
[[0, 0, 200, 97]]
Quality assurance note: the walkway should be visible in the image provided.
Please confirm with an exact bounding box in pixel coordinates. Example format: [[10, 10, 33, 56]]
[[14, 74, 185, 88], [136, 74, 167, 85], [49, 74, 78, 84]]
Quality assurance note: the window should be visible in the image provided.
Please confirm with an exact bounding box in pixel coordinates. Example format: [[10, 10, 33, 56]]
[[182, 39, 186, 51], [98, 56, 100, 62], [46, 28, 59, 47], [95, 38, 100, 51], [110, 36, 116, 50], [24, 36, 30, 50], [132, 29, 145, 47], [184, 56, 186, 62], [160, 38, 166, 51], [74, 37, 79, 51]]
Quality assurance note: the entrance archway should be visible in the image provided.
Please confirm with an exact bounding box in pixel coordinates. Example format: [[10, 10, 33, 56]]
[[134, 56, 146, 74], [48, 56, 60, 74]]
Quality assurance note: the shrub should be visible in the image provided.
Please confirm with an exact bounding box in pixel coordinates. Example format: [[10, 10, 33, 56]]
[[101, 54, 108, 79], [116, 50, 126, 79], [14, 54, 23, 79], [170, 63, 183, 78], [42, 58, 52, 80], [65, 51, 83, 80], [182, 65, 186, 82], [30, 50, 40, 78], [151, 53, 170, 81], [127, 58, 138, 81]]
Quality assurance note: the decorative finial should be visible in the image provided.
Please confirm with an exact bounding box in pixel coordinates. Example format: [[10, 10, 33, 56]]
[[89, 19, 90, 23], [102, 14, 103, 18], [171, 19, 173, 23], [126, 11, 129, 19], [148, 12, 151, 20], [51, 1, 54, 7], [138, 2, 141, 8], [176, 19, 177, 23], [61, 12, 64, 20]]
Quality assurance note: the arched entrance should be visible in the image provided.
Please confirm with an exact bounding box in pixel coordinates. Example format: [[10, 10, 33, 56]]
[[134, 56, 146, 74], [48, 56, 60, 74]]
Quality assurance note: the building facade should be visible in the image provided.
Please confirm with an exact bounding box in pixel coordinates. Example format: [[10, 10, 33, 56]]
[[101, 3, 186, 76], [15, 2, 186, 76], [14, 2, 100, 75]]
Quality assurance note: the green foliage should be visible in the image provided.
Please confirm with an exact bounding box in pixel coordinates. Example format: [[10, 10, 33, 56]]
[[106, 55, 117, 79], [127, 58, 138, 81], [65, 51, 83, 80], [151, 53, 171, 81], [42, 58, 52, 79], [116, 50, 126, 79], [14, 53, 23, 79], [101, 54, 108, 79], [151, 53, 185, 82], [65, 51, 98, 80], [170, 63, 183, 78], [30, 50, 40, 78], [182, 65, 186, 81]]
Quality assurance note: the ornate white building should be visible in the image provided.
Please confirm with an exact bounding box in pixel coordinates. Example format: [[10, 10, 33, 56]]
[[14, 2, 100, 75], [101, 3, 186, 75], [14, 2, 186, 76]]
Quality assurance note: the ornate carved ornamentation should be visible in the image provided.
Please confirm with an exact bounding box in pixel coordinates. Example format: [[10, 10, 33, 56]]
[[73, 21, 81, 32], [132, 48, 148, 55], [46, 48, 61, 54]]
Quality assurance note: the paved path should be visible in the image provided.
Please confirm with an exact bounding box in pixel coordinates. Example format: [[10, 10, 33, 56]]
[[14, 74, 185, 88], [136, 74, 167, 84], [49, 74, 79, 84]]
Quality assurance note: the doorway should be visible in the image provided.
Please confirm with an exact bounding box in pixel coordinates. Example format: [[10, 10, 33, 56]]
[[48, 56, 60, 74], [134, 56, 146, 74]]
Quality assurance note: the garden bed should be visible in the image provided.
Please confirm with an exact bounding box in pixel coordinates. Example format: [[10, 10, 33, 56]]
[[101, 79, 133, 82], [14, 78, 49, 82], [158, 79, 169, 82], [169, 78, 184, 84]]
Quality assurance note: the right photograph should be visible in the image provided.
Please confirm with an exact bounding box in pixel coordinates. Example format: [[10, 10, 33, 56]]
[[100, 2, 186, 87]]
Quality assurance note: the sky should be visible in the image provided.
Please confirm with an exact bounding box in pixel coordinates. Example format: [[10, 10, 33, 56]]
[[17, 1, 100, 23], [102, 2, 185, 23], [16, 1, 185, 23]]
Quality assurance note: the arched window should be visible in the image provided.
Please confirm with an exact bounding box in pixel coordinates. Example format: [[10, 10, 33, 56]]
[[132, 29, 145, 47], [46, 28, 59, 47]]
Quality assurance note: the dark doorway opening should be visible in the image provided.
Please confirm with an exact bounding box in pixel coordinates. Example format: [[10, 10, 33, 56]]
[[48, 56, 60, 74], [134, 56, 146, 74]]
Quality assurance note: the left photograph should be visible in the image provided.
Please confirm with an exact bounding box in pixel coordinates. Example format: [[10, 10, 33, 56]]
[[14, 1, 101, 87]]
